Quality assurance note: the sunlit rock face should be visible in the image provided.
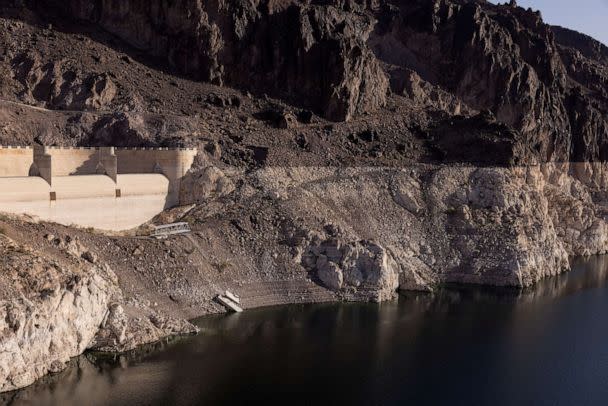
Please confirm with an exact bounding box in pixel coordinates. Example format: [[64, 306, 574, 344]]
[[257, 163, 608, 295], [0, 235, 117, 393], [4, 161, 606, 393], [0, 234, 197, 393]]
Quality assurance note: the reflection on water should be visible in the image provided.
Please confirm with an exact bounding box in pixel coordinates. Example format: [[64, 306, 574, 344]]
[[5, 256, 608, 406]]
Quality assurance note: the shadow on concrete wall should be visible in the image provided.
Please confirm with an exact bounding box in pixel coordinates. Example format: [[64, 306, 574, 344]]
[[71, 152, 101, 176], [28, 163, 40, 177]]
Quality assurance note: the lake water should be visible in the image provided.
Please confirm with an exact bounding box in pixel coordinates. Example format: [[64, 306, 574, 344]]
[[6, 256, 608, 405]]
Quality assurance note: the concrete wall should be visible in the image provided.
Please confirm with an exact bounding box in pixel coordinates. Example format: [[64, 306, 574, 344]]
[[115, 148, 197, 177], [46, 147, 99, 176], [0, 195, 170, 231], [117, 174, 170, 197], [0, 174, 172, 230], [53, 175, 117, 199], [32, 146, 118, 179], [0, 146, 197, 231], [0, 146, 197, 179], [0, 147, 34, 177], [0, 177, 50, 202], [116, 148, 197, 206]]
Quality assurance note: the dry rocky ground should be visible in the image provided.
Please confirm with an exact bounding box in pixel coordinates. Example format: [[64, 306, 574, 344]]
[[2, 0, 608, 392]]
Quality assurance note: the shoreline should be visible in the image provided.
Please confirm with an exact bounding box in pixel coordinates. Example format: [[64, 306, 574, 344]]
[[5, 253, 606, 398]]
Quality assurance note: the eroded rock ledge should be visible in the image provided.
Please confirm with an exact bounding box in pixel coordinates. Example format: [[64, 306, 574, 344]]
[[3, 161, 608, 392], [0, 233, 197, 393], [248, 162, 608, 299]]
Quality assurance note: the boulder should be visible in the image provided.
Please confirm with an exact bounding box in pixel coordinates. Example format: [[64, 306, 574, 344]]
[[303, 237, 399, 302], [180, 165, 235, 204]]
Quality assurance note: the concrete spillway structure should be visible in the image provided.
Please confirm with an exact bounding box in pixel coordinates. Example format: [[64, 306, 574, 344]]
[[0, 146, 197, 231]]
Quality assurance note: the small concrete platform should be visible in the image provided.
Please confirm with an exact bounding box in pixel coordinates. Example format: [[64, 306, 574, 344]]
[[216, 293, 243, 313]]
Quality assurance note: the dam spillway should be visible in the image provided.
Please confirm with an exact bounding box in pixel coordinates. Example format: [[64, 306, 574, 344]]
[[0, 145, 197, 231]]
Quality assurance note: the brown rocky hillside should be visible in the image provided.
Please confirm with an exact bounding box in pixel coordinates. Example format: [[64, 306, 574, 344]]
[[0, 0, 606, 166]]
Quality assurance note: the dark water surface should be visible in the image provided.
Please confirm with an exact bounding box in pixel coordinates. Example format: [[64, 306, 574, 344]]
[[7, 256, 608, 406]]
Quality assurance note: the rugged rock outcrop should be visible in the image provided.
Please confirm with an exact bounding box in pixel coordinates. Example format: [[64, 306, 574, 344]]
[[91, 302, 198, 353], [2, 0, 607, 164], [48, 0, 389, 121], [301, 235, 399, 302], [2, 0, 608, 394], [385, 67, 467, 115], [371, 0, 573, 163], [0, 258, 115, 391], [553, 29, 608, 162], [0, 233, 197, 393], [180, 163, 236, 204], [12, 52, 116, 110], [552, 25, 608, 66], [253, 163, 607, 292], [429, 111, 532, 165]]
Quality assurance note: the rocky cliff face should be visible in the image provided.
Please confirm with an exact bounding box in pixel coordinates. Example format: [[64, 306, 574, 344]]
[[552, 25, 608, 66], [0, 235, 116, 392], [11, 0, 602, 165], [371, 0, 605, 164], [1, 0, 607, 165], [116, 160, 608, 303], [12, 52, 117, 110], [50, 0, 389, 121], [2, 0, 608, 393], [552, 27, 608, 162], [249, 164, 594, 295], [0, 232, 197, 393]]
